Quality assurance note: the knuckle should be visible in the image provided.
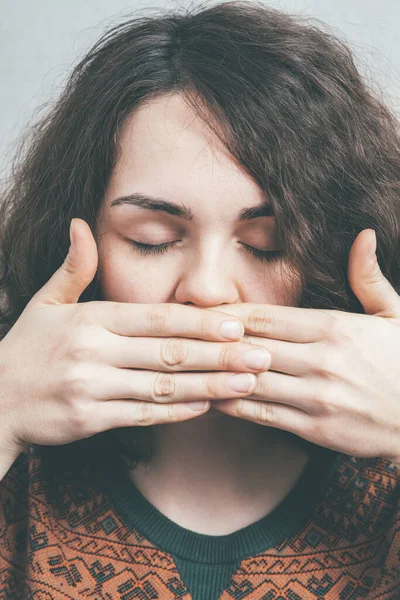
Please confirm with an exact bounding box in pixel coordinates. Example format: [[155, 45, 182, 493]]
[[67, 341, 97, 364], [308, 385, 327, 414], [147, 305, 170, 335], [308, 419, 330, 447], [160, 337, 188, 369], [258, 402, 277, 424], [232, 397, 245, 416], [152, 372, 176, 401], [310, 383, 340, 416], [312, 351, 330, 377], [241, 334, 256, 345], [199, 312, 212, 338], [167, 401, 178, 423], [362, 264, 383, 287], [205, 374, 222, 399], [135, 401, 155, 426], [63, 324, 99, 365], [313, 347, 343, 381], [322, 384, 342, 415], [255, 371, 267, 395], [321, 314, 341, 342], [217, 344, 233, 369], [67, 400, 94, 435], [64, 367, 92, 398], [61, 253, 77, 277], [247, 309, 273, 335]]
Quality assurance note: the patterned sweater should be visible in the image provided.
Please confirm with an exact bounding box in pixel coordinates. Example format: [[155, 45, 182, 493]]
[[0, 436, 399, 600]]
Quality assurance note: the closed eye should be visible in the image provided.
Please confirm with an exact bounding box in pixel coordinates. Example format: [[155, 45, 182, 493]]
[[240, 242, 281, 263], [129, 240, 282, 263]]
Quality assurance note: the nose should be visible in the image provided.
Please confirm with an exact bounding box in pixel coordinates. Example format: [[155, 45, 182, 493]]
[[173, 249, 240, 308]]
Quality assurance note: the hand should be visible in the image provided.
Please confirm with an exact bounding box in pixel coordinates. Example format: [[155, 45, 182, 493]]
[[206, 229, 400, 467], [0, 218, 270, 457]]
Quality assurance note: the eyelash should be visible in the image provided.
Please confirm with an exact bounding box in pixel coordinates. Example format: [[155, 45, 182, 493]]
[[129, 241, 282, 263]]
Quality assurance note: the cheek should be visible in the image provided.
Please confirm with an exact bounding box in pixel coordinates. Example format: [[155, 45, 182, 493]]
[[243, 264, 301, 306], [97, 245, 177, 303]]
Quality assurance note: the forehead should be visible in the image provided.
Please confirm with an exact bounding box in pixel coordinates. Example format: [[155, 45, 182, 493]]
[[105, 93, 269, 222]]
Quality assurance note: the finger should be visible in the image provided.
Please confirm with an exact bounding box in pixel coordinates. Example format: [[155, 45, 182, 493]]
[[93, 302, 245, 341], [240, 333, 315, 376], [31, 218, 98, 307], [86, 365, 258, 404], [212, 397, 313, 439], [207, 302, 355, 343], [101, 332, 272, 373], [87, 398, 213, 431], [240, 335, 304, 376], [243, 370, 316, 412]]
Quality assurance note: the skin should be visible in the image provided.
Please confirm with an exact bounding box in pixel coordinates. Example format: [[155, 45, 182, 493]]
[[95, 93, 311, 535]]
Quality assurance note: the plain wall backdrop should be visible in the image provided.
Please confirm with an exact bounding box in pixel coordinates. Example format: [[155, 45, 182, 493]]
[[1, 0, 400, 178]]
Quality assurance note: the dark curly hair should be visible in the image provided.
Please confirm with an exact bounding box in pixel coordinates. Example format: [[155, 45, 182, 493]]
[[1, 0, 400, 474]]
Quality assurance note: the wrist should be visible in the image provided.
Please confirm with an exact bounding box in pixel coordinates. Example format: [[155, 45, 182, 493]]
[[0, 444, 24, 481]]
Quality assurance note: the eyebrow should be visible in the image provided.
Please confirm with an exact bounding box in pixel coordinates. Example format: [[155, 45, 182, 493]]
[[109, 193, 274, 221]]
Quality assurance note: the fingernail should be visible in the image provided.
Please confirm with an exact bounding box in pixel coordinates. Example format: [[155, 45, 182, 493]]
[[369, 230, 377, 259], [229, 373, 256, 392], [244, 348, 271, 370], [69, 219, 76, 254], [220, 320, 244, 339]]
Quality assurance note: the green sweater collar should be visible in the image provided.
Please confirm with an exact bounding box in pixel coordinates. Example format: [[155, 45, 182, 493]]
[[98, 445, 341, 564]]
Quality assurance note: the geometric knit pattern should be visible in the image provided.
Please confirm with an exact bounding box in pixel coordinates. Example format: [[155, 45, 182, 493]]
[[0, 444, 399, 599]]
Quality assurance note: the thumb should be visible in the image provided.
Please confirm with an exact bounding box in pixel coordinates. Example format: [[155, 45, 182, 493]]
[[348, 228, 400, 317], [31, 218, 99, 306]]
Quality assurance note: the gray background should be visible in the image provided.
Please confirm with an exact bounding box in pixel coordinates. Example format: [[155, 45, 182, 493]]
[[1, 0, 400, 178]]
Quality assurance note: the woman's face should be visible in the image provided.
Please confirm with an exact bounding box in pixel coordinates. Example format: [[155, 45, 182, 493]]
[[95, 93, 301, 310]]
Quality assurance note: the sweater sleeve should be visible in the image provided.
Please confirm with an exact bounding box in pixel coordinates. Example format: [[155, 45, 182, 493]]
[[0, 447, 31, 598]]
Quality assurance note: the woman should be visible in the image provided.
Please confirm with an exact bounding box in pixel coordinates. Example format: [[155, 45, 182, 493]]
[[0, 1, 399, 597]]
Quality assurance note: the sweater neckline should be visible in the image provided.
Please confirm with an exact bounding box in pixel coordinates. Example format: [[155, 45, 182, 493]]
[[97, 445, 342, 564]]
